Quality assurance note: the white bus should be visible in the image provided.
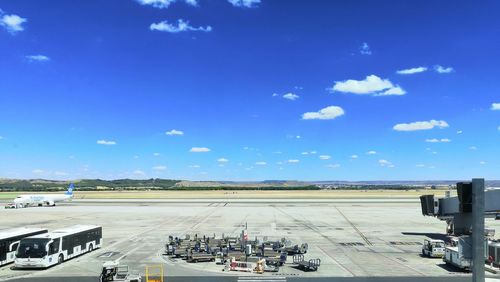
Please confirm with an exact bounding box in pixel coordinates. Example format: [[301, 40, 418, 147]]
[[0, 228, 48, 267], [15, 225, 102, 268]]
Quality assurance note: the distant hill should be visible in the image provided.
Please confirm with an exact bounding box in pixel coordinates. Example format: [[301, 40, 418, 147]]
[[0, 178, 498, 192]]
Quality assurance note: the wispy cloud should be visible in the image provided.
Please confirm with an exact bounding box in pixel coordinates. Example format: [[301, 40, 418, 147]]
[[217, 158, 229, 163], [396, 66, 427, 75], [288, 159, 299, 163], [469, 146, 477, 150], [326, 164, 341, 168], [136, 0, 197, 8], [425, 138, 451, 143], [228, 0, 261, 8], [1, 11, 27, 34], [26, 55, 50, 63], [189, 164, 200, 168], [150, 19, 212, 33], [434, 65, 454, 74], [133, 170, 145, 176], [359, 42, 371, 55], [282, 93, 299, 101], [302, 106, 344, 120], [378, 159, 394, 168], [190, 147, 211, 153], [152, 165, 167, 171], [329, 75, 405, 96], [255, 161, 267, 165], [366, 150, 377, 155], [97, 140, 117, 145], [351, 154, 358, 159], [491, 103, 500, 111], [319, 155, 331, 160], [393, 120, 449, 131], [166, 129, 184, 135], [32, 169, 45, 175]]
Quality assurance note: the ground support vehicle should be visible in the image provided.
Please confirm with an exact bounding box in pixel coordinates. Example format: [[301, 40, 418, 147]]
[[292, 254, 320, 272], [422, 239, 445, 258], [99, 261, 141, 282]]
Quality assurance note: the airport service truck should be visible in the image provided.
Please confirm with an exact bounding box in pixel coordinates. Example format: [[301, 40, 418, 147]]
[[422, 239, 445, 258], [443, 236, 488, 271]]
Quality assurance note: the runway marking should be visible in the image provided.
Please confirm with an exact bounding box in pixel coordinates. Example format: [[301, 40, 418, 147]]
[[116, 246, 142, 262], [316, 245, 355, 277], [335, 206, 373, 246]]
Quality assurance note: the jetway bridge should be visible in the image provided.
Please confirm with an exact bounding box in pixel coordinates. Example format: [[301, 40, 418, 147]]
[[420, 182, 500, 236]]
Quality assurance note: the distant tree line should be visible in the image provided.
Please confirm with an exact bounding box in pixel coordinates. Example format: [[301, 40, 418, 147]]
[[0, 179, 431, 192]]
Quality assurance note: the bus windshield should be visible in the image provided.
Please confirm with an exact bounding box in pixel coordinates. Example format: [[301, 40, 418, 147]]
[[16, 238, 50, 258]]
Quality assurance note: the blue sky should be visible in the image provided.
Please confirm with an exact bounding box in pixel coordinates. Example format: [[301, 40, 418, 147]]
[[0, 0, 499, 181]]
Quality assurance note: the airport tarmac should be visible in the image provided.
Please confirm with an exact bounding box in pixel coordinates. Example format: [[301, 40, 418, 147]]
[[1, 199, 497, 281]]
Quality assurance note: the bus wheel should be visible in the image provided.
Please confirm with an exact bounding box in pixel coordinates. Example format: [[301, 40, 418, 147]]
[[89, 244, 93, 252], [58, 255, 64, 264]]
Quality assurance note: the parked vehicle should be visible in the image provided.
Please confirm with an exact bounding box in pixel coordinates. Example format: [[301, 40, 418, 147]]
[[422, 239, 445, 258]]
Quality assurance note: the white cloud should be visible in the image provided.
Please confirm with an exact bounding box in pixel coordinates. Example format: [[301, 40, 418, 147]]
[[217, 158, 229, 163], [301, 152, 309, 155], [153, 152, 161, 156], [393, 120, 449, 131], [189, 164, 200, 168], [150, 19, 212, 33], [283, 93, 299, 101], [97, 140, 116, 145], [310, 151, 317, 154], [255, 161, 267, 165], [375, 86, 406, 96], [133, 170, 145, 176], [416, 164, 425, 168], [288, 159, 299, 163], [469, 146, 477, 150], [1, 13, 27, 33], [228, 0, 260, 8], [359, 42, 371, 55], [184, 0, 198, 5], [366, 150, 377, 155], [378, 159, 395, 168], [319, 155, 331, 160], [272, 93, 279, 97], [302, 106, 344, 120], [425, 138, 451, 143], [396, 66, 427, 75], [32, 169, 45, 175], [166, 129, 184, 136], [136, 0, 196, 8], [498, 126, 500, 131], [190, 147, 211, 153], [326, 164, 341, 168], [329, 75, 405, 96], [479, 161, 486, 165], [152, 165, 167, 171], [0, 136, 3, 140], [457, 130, 463, 134], [434, 65, 454, 74], [351, 154, 358, 159], [491, 103, 500, 111], [26, 55, 50, 62], [296, 135, 301, 139]]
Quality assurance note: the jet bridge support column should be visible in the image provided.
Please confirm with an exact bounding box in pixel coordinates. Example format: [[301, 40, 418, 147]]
[[472, 178, 485, 282]]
